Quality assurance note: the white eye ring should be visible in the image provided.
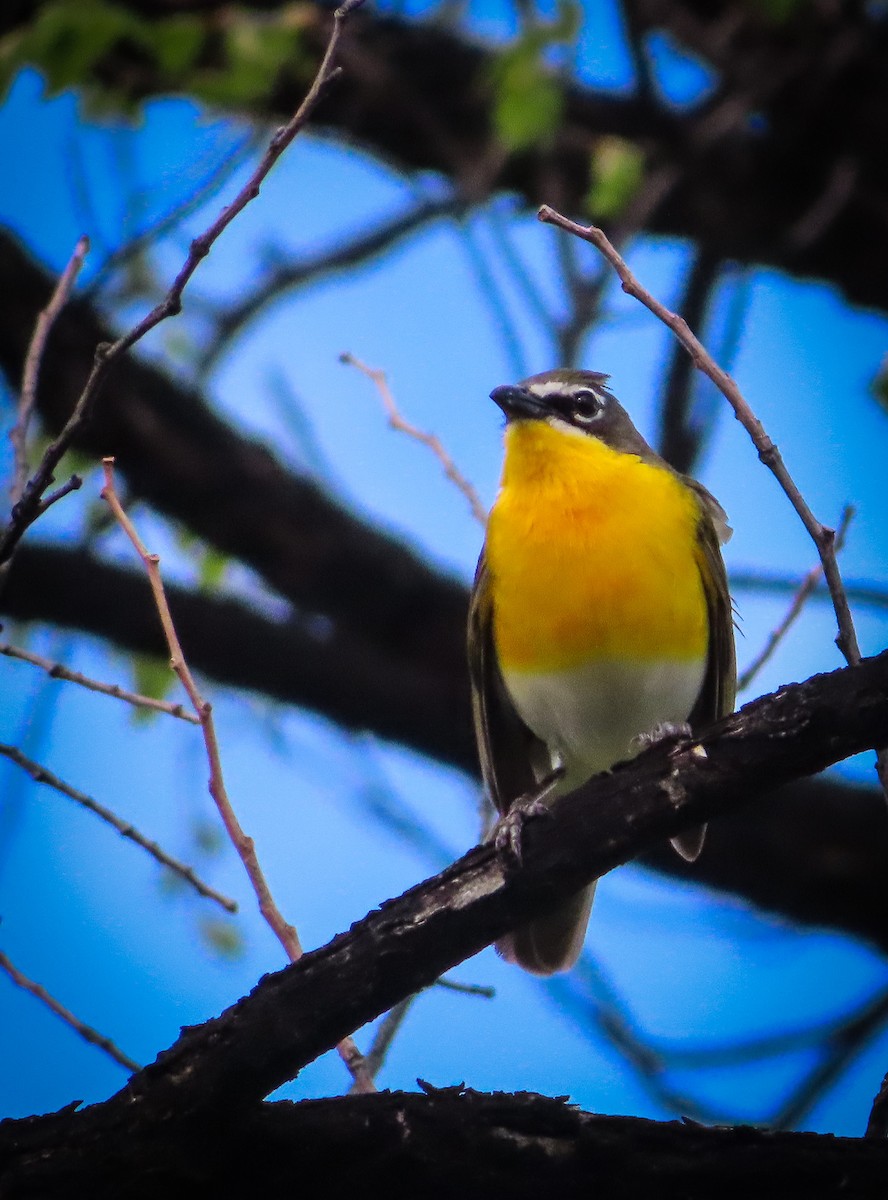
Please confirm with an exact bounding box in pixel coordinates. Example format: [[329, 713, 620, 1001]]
[[571, 389, 603, 423]]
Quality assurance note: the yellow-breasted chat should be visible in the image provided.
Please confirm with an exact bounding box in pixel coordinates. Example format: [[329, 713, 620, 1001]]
[[468, 369, 736, 975]]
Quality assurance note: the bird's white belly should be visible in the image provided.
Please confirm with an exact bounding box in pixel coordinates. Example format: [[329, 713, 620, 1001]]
[[503, 657, 706, 792]]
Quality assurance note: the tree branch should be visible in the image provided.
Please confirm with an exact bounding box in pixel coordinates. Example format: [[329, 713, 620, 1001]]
[[0, 648, 886, 1191], [51, 651, 888, 1122], [3, 1088, 888, 1198]]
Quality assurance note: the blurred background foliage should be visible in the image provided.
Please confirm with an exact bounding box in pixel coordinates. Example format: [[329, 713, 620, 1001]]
[[0, 0, 887, 1138]]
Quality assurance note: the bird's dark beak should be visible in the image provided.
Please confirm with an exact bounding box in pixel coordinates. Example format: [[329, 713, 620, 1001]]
[[489, 384, 548, 421]]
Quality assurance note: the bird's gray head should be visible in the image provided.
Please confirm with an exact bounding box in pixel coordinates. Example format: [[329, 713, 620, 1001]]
[[489, 369, 655, 458]]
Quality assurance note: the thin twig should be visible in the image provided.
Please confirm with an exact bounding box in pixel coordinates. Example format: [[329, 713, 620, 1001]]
[[739, 507, 855, 692], [352, 995, 419, 1091], [553, 957, 728, 1125], [100, 458, 373, 1092], [770, 985, 888, 1132], [434, 976, 496, 999], [9, 235, 90, 506], [537, 207, 888, 797], [538, 205, 862, 665], [657, 247, 722, 474], [0, 948, 140, 1073], [0, 639, 200, 723], [341, 352, 488, 526], [31, 474, 84, 518], [0, 0, 364, 568], [0, 741, 235, 912]]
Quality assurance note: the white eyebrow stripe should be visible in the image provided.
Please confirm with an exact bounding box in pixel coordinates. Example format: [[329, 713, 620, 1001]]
[[527, 381, 571, 398], [527, 381, 608, 403]]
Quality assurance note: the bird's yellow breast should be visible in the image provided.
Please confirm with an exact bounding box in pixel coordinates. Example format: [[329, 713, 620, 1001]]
[[486, 420, 709, 673]]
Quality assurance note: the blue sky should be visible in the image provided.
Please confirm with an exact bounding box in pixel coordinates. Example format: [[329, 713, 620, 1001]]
[[1, 1, 887, 1135]]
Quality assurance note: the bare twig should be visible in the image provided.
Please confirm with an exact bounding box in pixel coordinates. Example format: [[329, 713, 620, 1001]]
[[770, 985, 888, 1132], [538, 207, 888, 797], [9, 235, 89, 506], [0, 0, 364, 568], [538, 205, 863, 666], [434, 976, 496, 999], [31, 474, 84, 518], [739, 507, 855, 692], [100, 458, 373, 1092], [0, 741, 234, 911], [0, 948, 140, 1073], [341, 353, 487, 527], [0, 638, 200, 723], [551, 957, 728, 1125], [353, 973, 495, 1092], [352, 995, 419, 1091]]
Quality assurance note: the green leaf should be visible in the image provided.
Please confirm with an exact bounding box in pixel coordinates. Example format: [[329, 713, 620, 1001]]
[[198, 547, 229, 593], [130, 654, 174, 722], [0, 0, 149, 98], [488, 0, 580, 152], [585, 136, 645, 220], [150, 15, 204, 78], [191, 17, 305, 109], [172, 527, 229, 592], [200, 916, 244, 960], [492, 50, 564, 152]]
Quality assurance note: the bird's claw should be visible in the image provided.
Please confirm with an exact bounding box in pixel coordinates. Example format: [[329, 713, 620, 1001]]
[[492, 797, 551, 864]]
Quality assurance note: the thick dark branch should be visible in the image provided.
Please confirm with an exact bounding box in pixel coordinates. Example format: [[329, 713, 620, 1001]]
[[0, 542, 475, 772], [3, 1089, 888, 1199], [0, 649, 886, 1180], [640, 775, 888, 953], [5, 2, 888, 311], [47, 653, 888, 1119]]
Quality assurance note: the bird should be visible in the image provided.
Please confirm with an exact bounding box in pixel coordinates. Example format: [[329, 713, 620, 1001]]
[[468, 368, 736, 975]]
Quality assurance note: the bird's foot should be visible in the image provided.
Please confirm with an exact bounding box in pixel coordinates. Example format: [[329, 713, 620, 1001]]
[[490, 765, 564, 866], [632, 721, 692, 753]]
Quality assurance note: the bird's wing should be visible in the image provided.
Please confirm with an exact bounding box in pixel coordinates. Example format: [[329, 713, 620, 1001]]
[[669, 481, 736, 863], [467, 549, 543, 816], [687, 480, 737, 729]]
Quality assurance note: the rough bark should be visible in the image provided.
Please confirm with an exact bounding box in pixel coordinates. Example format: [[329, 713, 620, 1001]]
[[1, 650, 888, 1197], [3, 1090, 888, 1199]]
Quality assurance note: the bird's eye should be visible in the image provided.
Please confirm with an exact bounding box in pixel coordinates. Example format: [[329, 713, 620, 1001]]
[[571, 389, 603, 423]]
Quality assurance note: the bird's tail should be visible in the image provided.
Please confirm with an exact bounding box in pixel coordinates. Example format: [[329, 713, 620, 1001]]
[[495, 883, 596, 976]]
